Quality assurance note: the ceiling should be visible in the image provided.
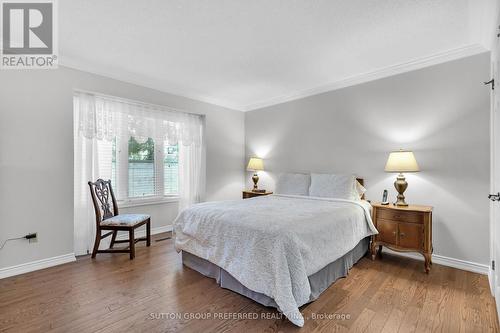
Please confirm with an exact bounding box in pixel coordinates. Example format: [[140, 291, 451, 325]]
[[59, 1, 497, 111]]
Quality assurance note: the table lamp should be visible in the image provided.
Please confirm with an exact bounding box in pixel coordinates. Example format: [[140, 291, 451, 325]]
[[385, 150, 420, 206], [247, 157, 264, 192]]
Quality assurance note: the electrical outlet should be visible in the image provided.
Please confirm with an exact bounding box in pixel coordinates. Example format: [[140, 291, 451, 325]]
[[26, 233, 37, 243]]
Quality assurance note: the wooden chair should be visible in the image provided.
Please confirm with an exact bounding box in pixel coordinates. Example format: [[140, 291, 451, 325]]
[[88, 179, 151, 259]]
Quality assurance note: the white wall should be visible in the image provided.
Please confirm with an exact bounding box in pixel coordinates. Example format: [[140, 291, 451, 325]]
[[0, 66, 245, 269], [0, 53, 491, 271], [245, 53, 491, 266]]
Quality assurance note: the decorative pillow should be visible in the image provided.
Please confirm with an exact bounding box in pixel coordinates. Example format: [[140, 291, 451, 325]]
[[275, 173, 311, 196], [309, 174, 359, 200]]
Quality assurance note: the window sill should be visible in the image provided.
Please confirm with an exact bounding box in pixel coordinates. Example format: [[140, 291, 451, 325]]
[[118, 197, 179, 208]]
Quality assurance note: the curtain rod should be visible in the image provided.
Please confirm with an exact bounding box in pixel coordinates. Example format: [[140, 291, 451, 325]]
[[73, 88, 205, 119]]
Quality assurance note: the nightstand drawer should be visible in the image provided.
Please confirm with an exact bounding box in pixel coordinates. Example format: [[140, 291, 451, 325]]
[[376, 219, 398, 245], [377, 208, 423, 224]]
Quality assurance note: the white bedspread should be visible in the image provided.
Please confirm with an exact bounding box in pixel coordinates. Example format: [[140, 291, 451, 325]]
[[173, 194, 378, 327]]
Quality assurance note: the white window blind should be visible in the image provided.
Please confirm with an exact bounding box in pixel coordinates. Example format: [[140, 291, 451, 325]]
[[164, 144, 179, 195], [127, 137, 156, 197]]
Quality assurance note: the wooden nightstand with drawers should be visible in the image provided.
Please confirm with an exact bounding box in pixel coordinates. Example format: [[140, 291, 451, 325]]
[[370, 202, 433, 273], [242, 190, 273, 199]]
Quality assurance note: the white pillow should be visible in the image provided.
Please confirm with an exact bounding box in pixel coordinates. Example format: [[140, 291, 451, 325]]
[[309, 174, 360, 200], [275, 173, 311, 196]]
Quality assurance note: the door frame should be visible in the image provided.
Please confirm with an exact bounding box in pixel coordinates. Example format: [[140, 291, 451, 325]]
[[490, 7, 500, 318]]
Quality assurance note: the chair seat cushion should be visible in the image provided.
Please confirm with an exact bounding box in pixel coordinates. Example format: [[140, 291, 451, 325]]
[[101, 214, 150, 226]]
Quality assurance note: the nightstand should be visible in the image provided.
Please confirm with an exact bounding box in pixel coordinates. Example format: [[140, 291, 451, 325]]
[[242, 190, 273, 199], [370, 202, 433, 273]]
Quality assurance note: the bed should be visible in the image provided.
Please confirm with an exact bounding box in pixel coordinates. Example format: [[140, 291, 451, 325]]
[[173, 177, 378, 327]]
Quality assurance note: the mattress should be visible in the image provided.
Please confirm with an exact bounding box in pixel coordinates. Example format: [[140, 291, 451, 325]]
[[181, 237, 369, 308]]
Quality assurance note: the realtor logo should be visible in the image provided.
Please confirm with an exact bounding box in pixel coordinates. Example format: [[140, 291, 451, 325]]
[[1, 0, 58, 69]]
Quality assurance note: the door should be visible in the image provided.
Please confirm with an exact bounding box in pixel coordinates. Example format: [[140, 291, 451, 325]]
[[377, 219, 398, 245], [398, 222, 423, 250], [491, 21, 500, 301]]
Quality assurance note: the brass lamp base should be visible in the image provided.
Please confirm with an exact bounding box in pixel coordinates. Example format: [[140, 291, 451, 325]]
[[252, 173, 260, 191], [394, 173, 408, 206]]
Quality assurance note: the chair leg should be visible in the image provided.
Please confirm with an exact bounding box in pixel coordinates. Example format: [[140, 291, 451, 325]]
[[109, 231, 118, 249], [146, 219, 151, 247], [129, 229, 135, 260], [91, 231, 101, 259]]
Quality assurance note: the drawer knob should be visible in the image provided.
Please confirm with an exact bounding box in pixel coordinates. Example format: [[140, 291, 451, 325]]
[[394, 215, 401, 219], [392, 231, 396, 235], [400, 232, 406, 238]]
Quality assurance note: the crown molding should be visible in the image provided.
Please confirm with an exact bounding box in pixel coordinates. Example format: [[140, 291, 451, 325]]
[[242, 44, 489, 112], [61, 44, 488, 113], [59, 56, 245, 112]]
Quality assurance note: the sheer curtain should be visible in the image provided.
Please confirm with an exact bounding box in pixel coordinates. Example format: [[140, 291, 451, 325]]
[[178, 136, 205, 211], [73, 91, 205, 255], [73, 94, 114, 255]]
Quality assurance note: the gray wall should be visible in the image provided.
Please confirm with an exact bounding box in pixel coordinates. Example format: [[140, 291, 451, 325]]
[[0, 66, 245, 269], [0, 53, 491, 270], [245, 53, 491, 265]]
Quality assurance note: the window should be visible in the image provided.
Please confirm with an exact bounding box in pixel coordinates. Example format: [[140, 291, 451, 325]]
[[128, 137, 155, 197], [74, 91, 204, 255], [111, 136, 179, 202], [164, 145, 179, 195]]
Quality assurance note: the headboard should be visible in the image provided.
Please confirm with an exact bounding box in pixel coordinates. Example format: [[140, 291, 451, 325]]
[[356, 178, 365, 200]]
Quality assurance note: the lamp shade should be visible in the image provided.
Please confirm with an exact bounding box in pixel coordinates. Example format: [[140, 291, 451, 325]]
[[384, 150, 420, 173], [247, 157, 264, 171]]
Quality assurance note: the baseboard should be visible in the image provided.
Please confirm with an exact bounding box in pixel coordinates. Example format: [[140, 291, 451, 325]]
[[0, 253, 76, 280], [115, 225, 172, 240], [0, 226, 173, 280], [496, 289, 500, 325], [489, 268, 496, 296], [2, 231, 484, 283], [381, 248, 489, 275]]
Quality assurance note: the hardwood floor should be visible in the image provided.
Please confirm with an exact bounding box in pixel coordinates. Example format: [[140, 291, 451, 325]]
[[0, 233, 498, 333]]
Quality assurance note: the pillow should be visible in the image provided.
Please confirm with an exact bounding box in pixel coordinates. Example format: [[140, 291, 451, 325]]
[[309, 174, 360, 200], [356, 180, 367, 199], [275, 173, 311, 196]]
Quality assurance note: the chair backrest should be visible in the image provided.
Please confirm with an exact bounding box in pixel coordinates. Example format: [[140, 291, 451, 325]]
[[88, 179, 119, 225]]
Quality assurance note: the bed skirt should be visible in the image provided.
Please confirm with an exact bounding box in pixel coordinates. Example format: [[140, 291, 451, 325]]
[[181, 237, 369, 309]]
